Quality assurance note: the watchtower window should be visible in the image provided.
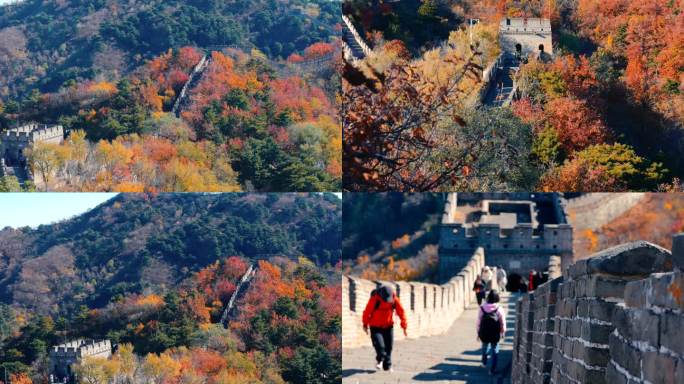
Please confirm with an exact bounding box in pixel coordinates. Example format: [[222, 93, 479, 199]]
[[506, 18, 511, 26], [515, 44, 522, 54], [539, 44, 545, 52]]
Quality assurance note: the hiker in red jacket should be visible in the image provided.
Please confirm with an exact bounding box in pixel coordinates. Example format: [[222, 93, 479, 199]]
[[362, 284, 407, 372]]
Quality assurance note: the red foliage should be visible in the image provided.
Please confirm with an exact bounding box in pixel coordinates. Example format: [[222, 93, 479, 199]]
[[303, 42, 335, 60], [545, 97, 610, 154], [176, 46, 202, 71]]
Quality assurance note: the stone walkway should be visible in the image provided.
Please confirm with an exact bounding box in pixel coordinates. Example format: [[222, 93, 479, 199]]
[[342, 293, 519, 384]]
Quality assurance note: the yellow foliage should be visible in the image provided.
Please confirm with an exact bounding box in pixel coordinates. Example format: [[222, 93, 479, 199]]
[[136, 294, 165, 308], [113, 182, 146, 193], [88, 81, 118, 95]]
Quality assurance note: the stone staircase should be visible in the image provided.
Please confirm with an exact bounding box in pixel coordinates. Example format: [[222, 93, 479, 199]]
[[483, 54, 520, 107], [343, 25, 366, 60], [342, 14, 372, 62]]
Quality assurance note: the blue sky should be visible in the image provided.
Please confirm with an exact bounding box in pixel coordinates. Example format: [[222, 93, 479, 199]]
[[0, 193, 118, 228], [0, 193, 340, 229]]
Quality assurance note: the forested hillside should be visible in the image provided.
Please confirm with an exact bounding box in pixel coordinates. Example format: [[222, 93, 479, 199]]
[[342, 193, 443, 281], [0, 0, 342, 192], [342, 0, 684, 192], [0, 0, 340, 98], [0, 193, 341, 383]]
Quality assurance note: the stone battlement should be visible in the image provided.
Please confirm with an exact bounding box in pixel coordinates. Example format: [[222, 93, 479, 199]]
[[2, 124, 64, 141], [439, 193, 572, 278], [50, 339, 112, 357], [512, 235, 684, 384], [342, 248, 485, 349]]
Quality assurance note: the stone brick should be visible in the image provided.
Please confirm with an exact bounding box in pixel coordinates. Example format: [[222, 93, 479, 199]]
[[581, 321, 613, 345], [648, 270, 684, 311], [624, 278, 648, 308], [661, 311, 684, 355], [614, 307, 660, 347], [642, 351, 676, 384], [609, 333, 641, 378], [673, 233, 684, 271], [583, 344, 610, 367], [567, 259, 588, 278], [605, 362, 628, 384], [585, 241, 673, 276], [676, 358, 684, 384], [588, 300, 617, 323], [587, 275, 628, 299]]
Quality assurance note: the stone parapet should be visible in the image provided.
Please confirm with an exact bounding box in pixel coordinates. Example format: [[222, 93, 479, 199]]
[[342, 248, 484, 349], [512, 236, 684, 384]]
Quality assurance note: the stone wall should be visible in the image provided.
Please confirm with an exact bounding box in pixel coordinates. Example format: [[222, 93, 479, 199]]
[[564, 193, 645, 231], [342, 248, 485, 349], [512, 236, 684, 384]]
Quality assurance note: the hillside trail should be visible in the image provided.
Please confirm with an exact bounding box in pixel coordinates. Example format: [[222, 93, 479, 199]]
[[342, 292, 518, 384]]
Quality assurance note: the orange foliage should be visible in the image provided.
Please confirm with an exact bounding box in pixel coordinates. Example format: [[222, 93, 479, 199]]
[[9, 374, 32, 384], [87, 81, 118, 95], [545, 97, 610, 154], [303, 42, 335, 59]]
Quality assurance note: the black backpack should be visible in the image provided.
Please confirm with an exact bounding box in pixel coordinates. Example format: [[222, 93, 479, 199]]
[[478, 307, 501, 343], [371, 288, 395, 311]]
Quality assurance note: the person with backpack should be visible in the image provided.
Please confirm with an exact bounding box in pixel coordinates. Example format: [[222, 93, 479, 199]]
[[362, 284, 407, 372], [477, 290, 506, 375], [473, 275, 486, 305], [496, 266, 508, 292], [481, 266, 494, 293]]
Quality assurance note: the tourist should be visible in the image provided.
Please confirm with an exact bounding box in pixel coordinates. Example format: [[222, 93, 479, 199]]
[[473, 275, 486, 305], [528, 269, 536, 291], [496, 266, 508, 292], [481, 266, 494, 292], [477, 290, 506, 375], [362, 284, 407, 372]]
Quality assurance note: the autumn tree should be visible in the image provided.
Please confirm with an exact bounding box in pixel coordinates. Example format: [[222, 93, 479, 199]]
[[25, 142, 68, 191]]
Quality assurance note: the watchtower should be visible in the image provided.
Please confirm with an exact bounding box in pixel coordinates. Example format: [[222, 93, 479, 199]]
[[499, 18, 553, 59], [439, 193, 572, 281], [0, 123, 64, 166], [49, 339, 112, 383]]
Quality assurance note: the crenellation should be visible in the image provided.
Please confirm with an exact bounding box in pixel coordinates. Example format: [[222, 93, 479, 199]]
[[512, 234, 684, 384], [1, 123, 64, 175], [49, 339, 111, 383], [439, 193, 573, 280]]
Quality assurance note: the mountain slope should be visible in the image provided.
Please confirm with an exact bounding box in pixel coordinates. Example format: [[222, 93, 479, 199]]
[[0, 0, 341, 99], [0, 192, 341, 315]]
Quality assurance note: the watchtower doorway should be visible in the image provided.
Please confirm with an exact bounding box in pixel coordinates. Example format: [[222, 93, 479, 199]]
[[539, 44, 545, 53]]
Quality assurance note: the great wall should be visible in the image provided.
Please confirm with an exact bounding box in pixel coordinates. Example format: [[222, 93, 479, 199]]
[[512, 237, 684, 384], [342, 193, 684, 383]]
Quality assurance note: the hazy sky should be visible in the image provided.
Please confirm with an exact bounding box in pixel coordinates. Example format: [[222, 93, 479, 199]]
[[0, 193, 118, 228]]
